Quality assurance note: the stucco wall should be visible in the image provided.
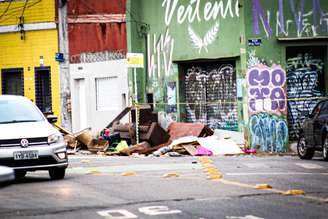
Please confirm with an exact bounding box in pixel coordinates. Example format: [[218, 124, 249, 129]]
[[70, 59, 129, 132]]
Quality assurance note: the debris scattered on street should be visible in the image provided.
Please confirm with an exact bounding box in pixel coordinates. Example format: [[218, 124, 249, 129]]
[[57, 105, 250, 158]]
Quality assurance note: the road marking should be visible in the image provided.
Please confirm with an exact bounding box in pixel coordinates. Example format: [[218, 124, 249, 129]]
[[139, 206, 182, 216], [67, 163, 202, 174], [226, 172, 328, 176], [295, 163, 324, 169], [98, 206, 182, 218], [244, 163, 269, 168], [97, 209, 138, 218], [226, 215, 265, 219]]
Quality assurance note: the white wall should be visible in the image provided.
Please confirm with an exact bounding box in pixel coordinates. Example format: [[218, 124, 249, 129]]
[[70, 59, 129, 132]]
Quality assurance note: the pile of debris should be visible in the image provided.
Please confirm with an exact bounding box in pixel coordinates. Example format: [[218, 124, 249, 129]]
[[57, 105, 246, 157]]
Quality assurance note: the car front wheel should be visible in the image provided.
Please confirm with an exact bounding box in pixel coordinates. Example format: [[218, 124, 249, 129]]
[[297, 135, 314, 160], [49, 168, 66, 180], [323, 135, 328, 161]]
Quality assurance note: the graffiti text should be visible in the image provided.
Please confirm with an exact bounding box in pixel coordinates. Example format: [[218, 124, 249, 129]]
[[162, 0, 239, 26], [247, 67, 287, 114]]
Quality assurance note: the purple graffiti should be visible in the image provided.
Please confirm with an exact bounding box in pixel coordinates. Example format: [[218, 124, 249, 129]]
[[248, 69, 270, 86], [272, 69, 285, 86], [252, 0, 273, 35], [247, 67, 287, 113], [252, 0, 328, 36], [289, 0, 305, 34], [278, 0, 285, 34], [313, 0, 328, 32]]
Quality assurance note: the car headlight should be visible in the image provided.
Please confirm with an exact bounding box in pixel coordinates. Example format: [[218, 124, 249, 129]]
[[48, 133, 63, 144]]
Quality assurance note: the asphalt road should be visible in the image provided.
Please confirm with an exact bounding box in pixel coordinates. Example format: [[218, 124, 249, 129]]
[[0, 153, 328, 219]]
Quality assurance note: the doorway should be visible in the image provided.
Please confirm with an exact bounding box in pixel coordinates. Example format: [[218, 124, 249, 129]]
[[74, 78, 87, 130], [286, 46, 326, 139], [35, 67, 52, 113], [181, 60, 238, 130], [1, 68, 24, 95]]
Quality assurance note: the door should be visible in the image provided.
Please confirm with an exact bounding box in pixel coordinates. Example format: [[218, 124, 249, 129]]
[[35, 67, 52, 113], [74, 78, 87, 130], [287, 46, 326, 140], [183, 61, 238, 130], [1, 68, 24, 96]]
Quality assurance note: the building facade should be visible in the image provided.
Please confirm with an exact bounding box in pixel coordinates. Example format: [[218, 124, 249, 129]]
[[67, 0, 128, 132], [0, 0, 61, 121], [127, 0, 328, 152]]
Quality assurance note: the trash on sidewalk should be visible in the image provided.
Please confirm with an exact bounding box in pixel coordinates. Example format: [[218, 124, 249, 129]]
[[242, 149, 257, 154], [195, 146, 213, 156], [168, 122, 214, 140], [57, 104, 245, 157], [197, 136, 244, 156]]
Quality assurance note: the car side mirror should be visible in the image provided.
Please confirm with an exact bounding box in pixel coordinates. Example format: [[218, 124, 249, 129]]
[[47, 115, 58, 124]]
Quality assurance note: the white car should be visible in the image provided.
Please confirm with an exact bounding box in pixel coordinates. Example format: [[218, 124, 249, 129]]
[[0, 165, 14, 183], [0, 95, 68, 180]]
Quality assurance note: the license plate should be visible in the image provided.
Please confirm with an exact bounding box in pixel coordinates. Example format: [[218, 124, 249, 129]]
[[13, 151, 39, 160]]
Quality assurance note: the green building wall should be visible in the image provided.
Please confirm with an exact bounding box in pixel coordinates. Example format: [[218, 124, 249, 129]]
[[127, 0, 328, 152]]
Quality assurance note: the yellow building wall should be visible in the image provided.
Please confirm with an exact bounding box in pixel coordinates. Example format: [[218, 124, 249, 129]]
[[0, 0, 61, 122], [0, 0, 56, 25], [0, 30, 61, 122]]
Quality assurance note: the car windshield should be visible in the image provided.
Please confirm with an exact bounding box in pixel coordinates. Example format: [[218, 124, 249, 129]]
[[0, 99, 44, 124]]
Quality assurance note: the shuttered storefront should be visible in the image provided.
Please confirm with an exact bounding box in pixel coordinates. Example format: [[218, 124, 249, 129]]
[[184, 61, 238, 130]]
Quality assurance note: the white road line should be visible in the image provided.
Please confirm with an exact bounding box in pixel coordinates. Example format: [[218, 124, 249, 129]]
[[243, 163, 269, 168], [295, 163, 324, 169]]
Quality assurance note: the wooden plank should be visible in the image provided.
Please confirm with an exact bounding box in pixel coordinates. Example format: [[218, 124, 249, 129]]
[[54, 124, 72, 135], [106, 107, 131, 128], [182, 144, 197, 156]]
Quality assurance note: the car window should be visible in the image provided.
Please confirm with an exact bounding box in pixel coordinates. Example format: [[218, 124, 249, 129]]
[[319, 101, 328, 115], [0, 99, 44, 124]]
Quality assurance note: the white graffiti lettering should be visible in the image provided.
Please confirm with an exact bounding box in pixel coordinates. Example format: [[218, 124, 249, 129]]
[[147, 28, 175, 78], [162, 0, 239, 26]]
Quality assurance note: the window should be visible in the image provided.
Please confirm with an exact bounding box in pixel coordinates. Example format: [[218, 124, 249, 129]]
[[0, 99, 44, 124], [95, 76, 119, 111], [1, 68, 24, 96]]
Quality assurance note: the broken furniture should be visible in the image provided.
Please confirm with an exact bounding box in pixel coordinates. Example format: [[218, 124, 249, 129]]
[[108, 104, 169, 146], [112, 122, 169, 147]]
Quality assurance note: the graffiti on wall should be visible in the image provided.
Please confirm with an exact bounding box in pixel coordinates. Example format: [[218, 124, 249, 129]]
[[188, 22, 220, 54], [249, 113, 288, 152], [162, 0, 239, 26], [147, 28, 175, 79], [247, 66, 287, 114], [252, 0, 328, 37], [185, 64, 238, 130], [247, 65, 288, 152], [162, 0, 239, 54], [287, 53, 325, 139]]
